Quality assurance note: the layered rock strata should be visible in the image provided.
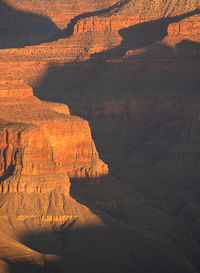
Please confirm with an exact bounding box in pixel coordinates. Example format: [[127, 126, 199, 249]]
[[4, 0, 117, 29], [0, 80, 108, 196], [0, 1, 199, 85], [73, 13, 200, 35]]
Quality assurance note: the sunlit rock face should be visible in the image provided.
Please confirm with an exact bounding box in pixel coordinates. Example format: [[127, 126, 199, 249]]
[[0, 80, 33, 98], [0, 79, 106, 246], [0, 1, 199, 272], [0, 120, 70, 193], [73, 0, 200, 59], [106, 0, 200, 18], [0, 80, 108, 195], [4, 0, 117, 28], [74, 13, 200, 37], [0, 0, 199, 86]]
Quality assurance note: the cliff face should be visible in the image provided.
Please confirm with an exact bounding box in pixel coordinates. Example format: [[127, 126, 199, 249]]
[[0, 81, 108, 196], [0, 81, 106, 272], [0, 1, 200, 272], [5, 0, 117, 29], [73, 14, 200, 36], [4, 0, 199, 31], [0, 121, 69, 194], [0, 1, 199, 85], [0, 80, 33, 98]]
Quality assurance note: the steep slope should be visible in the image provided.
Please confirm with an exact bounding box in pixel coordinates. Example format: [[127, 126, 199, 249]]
[[0, 0, 200, 272], [31, 1, 200, 272], [0, 80, 108, 271], [106, 0, 200, 17], [0, 0, 199, 84], [5, 0, 117, 28], [0, 79, 108, 230], [0, 80, 108, 186], [0, 82, 192, 273]]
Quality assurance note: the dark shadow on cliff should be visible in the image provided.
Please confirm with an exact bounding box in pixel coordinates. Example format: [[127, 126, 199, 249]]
[[59, 5, 200, 50], [4, 169, 200, 273], [175, 39, 200, 58], [34, 30, 200, 167], [34, 8, 200, 104], [52, 0, 131, 41], [6, 204, 191, 273], [0, 0, 61, 48], [33, 58, 200, 273], [4, 258, 59, 273], [69, 174, 134, 213], [7, 227, 188, 273], [0, 0, 198, 50], [90, 8, 200, 61], [0, 164, 14, 183], [1, 4, 200, 273], [13, 10, 200, 273], [0, 0, 130, 48]]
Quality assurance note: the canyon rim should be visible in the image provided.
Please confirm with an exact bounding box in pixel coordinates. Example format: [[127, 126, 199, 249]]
[[0, 0, 200, 273]]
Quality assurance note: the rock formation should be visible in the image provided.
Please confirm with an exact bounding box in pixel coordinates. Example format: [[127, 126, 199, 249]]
[[0, 80, 108, 194], [4, 0, 117, 28], [0, 0, 200, 272], [0, 80, 108, 225], [0, 80, 108, 271], [0, 0, 199, 85]]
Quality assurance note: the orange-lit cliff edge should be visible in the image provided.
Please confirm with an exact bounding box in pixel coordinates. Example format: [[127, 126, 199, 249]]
[[0, 9, 199, 85], [0, 81, 108, 194]]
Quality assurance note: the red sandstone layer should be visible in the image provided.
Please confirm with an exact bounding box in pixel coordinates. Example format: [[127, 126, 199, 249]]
[[0, 81, 108, 194], [0, 80, 33, 98], [74, 14, 200, 36], [5, 0, 117, 29], [0, 11, 199, 85]]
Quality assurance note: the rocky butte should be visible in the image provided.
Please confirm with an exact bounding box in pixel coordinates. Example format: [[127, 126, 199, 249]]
[[0, 80, 108, 191], [0, 81, 184, 273], [0, 80, 109, 270]]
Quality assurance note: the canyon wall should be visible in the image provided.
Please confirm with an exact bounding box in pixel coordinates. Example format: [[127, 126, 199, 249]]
[[0, 1, 200, 273], [74, 14, 200, 36], [4, 0, 117, 28], [0, 81, 108, 196], [0, 11, 199, 85]]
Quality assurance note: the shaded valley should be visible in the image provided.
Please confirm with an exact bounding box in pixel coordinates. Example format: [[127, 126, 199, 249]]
[[34, 8, 200, 273], [0, 0, 200, 272]]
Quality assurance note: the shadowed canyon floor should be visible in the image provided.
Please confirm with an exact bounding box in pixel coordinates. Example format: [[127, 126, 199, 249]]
[[0, 0, 200, 272]]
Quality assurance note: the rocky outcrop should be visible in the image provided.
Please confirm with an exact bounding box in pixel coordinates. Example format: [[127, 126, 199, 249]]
[[74, 13, 200, 36], [0, 0, 199, 85], [0, 81, 108, 195], [0, 80, 33, 98], [0, 2, 200, 273], [0, 120, 70, 194], [0, 81, 105, 272], [5, 0, 117, 29], [0, 81, 105, 257], [168, 14, 200, 36]]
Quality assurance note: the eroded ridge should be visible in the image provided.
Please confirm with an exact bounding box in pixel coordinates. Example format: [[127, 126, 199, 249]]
[[0, 80, 108, 195]]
